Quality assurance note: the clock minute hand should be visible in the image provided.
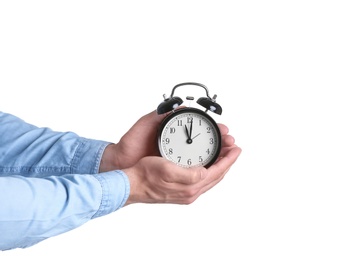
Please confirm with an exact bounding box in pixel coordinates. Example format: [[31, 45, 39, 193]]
[[185, 124, 193, 144]]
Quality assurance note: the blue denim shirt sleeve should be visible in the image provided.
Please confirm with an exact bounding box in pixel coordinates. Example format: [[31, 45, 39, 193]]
[[0, 112, 130, 250]]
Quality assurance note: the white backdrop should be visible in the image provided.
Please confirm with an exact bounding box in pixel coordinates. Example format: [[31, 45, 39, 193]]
[[1, 1, 340, 259]]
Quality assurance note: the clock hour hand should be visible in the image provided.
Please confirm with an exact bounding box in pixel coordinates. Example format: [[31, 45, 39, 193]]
[[185, 124, 193, 144], [185, 125, 190, 138]]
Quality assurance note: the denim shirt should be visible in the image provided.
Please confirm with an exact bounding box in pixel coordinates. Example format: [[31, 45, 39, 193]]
[[0, 111, 130, 250]]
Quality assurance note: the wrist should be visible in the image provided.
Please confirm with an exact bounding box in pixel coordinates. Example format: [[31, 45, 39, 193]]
[[99, 143, 119, 172], [123, 165, 148, 206]]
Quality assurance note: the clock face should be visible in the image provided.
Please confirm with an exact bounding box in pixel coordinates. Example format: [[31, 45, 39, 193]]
[[158, 107, 221, 168]]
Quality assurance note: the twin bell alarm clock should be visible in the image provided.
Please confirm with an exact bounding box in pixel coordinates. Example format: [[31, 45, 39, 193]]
[[157, 82, 223, 168]]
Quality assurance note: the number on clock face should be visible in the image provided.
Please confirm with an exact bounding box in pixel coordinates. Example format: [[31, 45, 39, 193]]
[[158, 109, 221, 168]]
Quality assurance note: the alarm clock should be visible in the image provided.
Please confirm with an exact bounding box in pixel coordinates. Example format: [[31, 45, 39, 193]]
[[157, 82, 223, 168]]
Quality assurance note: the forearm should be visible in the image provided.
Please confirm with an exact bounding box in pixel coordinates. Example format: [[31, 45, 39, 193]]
[[0, 111, 130, 250], [0, 170, 129, 250], [0, 111, 109, 177]]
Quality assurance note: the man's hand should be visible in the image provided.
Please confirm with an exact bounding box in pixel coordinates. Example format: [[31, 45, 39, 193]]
[[123, 141, 241, 205], [99, 110, 167, 172], [99, 108, 242, 205]]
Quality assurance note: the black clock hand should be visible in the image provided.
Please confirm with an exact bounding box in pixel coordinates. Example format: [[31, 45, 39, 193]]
[[189, 119, 193, 139], [185, 123, 193, 144], [185, 125, 190, 139]]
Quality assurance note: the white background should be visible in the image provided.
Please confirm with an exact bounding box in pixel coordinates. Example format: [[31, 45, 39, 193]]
[[1, 1, 340, 259]]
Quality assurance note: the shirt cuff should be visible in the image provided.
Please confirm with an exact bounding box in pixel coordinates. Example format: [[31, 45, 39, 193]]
[[91, 170, 130, 218], [72, 137, 110, 174]]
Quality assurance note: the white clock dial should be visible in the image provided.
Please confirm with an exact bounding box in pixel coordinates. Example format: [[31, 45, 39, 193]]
[[158, 108, 221, 168]]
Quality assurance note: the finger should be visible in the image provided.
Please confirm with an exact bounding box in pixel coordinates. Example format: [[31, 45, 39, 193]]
[[193, 168, 229, 200], [217, 123, 229, 135], [162, 160, 203, 185], [221, 134, 235, 147], [207, 146, 242, 179], [151, 109, 168, 124], [218, 146, 237, 159], [180, 165, 230, 204], [193, 147, 241, 197]]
